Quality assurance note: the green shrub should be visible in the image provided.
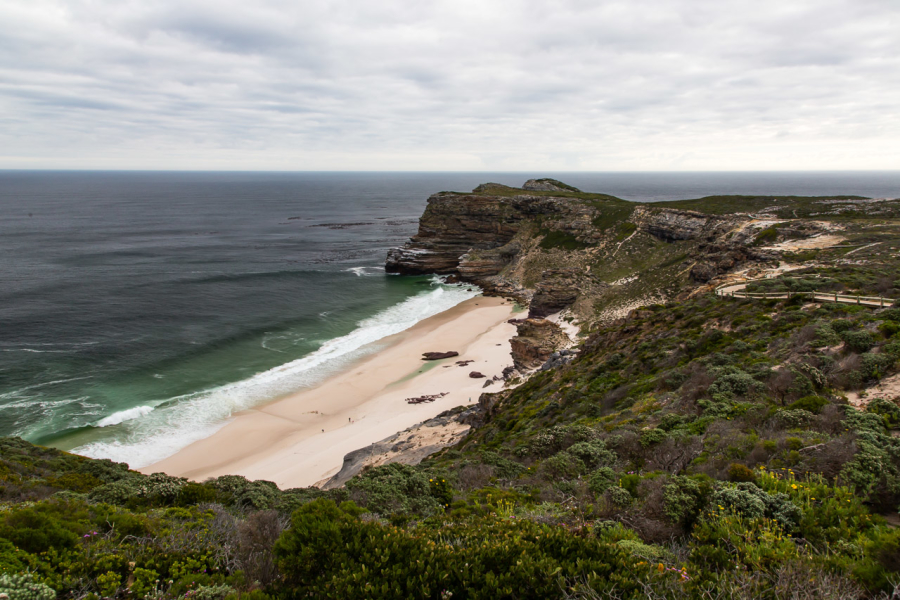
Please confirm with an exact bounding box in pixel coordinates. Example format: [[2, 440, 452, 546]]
[[223, 592, 273, 600], [130, 567, 160, 598], [541, 451, 587, 479], [274, 499, 646, 599], [708, 367, 760, 400], [345, 463, 442, 516], [176, 482, 219, 506], [616, 539, 672, 562], [658, 413, 685, 431], [539, 230, 587, 250], [710, 485, 766, 519], [565, 440, 615, 469], [753, 226, 779, 246], [639, 428, 667, 447], [587, 467, 616, 495], [48, 472, 101, 493], [209, 475, 280, 510], [0, 503, 84, 554], [727, 463, 757, 483], [96, 571, 121, 597], [860, 352, 895, 380], [663, 476, 707, 527], [814, 323, 842, 347], [710, 483, 801, 530], [839, 408, 900, 508], [0, 573, 56, 600], [0, 539, 26, 575], [884, 340, 900, 359], [867, 398, 900, 428], [841, 330, 875, 353], [193, 583, 235, 600], [606, 486, 632, 507], [880, 308, 900, 322], [106, 510, 150, 537], [690, 510, 797, 572], [788, 395, 828, 414], [88, 478, 140, 505], [774, 409, 814, 429], [879, 320, 900, 337]]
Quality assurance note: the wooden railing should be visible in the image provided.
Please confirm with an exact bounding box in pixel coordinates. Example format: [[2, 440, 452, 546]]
[[715, 284, 895, 307]]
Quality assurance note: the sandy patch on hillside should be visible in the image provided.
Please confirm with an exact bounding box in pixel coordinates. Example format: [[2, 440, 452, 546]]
[[846, 373, 900, 408], [762, 233, 846, 252]]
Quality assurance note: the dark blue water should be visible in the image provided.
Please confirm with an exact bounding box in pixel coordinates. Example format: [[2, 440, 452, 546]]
[[2, 171, 898, 466]]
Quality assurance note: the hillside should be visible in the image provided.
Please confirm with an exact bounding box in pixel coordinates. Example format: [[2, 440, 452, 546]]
[[2, 180, 900, 599]]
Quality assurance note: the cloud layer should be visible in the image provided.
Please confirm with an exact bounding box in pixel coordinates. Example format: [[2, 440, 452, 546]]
[[1, 0, 898, 170]]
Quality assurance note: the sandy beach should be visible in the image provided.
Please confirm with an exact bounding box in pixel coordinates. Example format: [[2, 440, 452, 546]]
[[141, 295, 517, 488]]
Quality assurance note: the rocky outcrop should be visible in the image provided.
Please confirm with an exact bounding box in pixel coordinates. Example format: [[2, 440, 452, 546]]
[[540, 349, 578, 371], [510, 318, 570, 371], [690, 243, 778, 283], [529, 269, 582, 318], [522, 178, 581, 192], [320, 408, 472, 489], [422, 351, 459, 360], [385, 192, 532, 275], [386, 180, 798, 323], [385, 183, 609, 278], [457, 241, 522, 280], [631, 206, 748, 242]]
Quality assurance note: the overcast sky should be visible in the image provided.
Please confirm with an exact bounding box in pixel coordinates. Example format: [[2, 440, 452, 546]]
[[1, 0, 898, 171]]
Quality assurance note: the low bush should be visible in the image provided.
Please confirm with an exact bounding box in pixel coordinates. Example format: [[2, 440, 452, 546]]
[[788, 395, 828, 414], [345, 463, 443, 516], [841, 330, 875, 353], [0, 573, 56, 600]]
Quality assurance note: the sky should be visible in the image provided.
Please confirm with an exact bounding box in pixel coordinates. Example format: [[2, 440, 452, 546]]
[[1, 0, 898, 171]]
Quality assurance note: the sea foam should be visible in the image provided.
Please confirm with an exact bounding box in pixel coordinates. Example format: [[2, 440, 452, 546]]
[[97, 405, 155, 427], [73, 281, 479, 468]]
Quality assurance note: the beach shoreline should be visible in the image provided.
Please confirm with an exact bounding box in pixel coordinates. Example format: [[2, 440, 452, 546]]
[[140, 295, 517, 488]]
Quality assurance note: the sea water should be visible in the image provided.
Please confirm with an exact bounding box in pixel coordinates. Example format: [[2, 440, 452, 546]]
[[1, 171, 898, 467]]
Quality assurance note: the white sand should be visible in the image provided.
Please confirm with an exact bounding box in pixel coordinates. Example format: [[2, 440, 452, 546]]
[[140, 296, 516, 488]]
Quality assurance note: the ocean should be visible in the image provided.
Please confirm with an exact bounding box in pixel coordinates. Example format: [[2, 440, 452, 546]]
[[2, 170, 899, 467]]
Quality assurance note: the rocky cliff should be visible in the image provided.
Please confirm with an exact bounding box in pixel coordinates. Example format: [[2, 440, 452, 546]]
[[385, 180, 797, 328], [509, 318, 571, 371]]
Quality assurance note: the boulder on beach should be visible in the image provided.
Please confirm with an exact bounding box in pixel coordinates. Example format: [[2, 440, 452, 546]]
[[469, 371, 486, 378], [422, 351, 459, 360]]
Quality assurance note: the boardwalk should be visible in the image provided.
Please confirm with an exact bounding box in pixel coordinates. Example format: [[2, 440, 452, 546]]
[[716, 280, 895, 308]]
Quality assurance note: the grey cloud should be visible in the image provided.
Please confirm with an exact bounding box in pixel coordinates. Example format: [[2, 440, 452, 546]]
[[0, 0, 898, 170]]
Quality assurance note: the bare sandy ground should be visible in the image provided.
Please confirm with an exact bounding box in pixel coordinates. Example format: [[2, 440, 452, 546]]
[[846, 373, 900, 408], [140, 296, 516, 488]]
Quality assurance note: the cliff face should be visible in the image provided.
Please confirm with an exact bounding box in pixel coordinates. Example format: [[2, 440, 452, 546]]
[[385, 191, 598, 276], [386, 180, 842, 328], [509, 318, 570, 371]]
